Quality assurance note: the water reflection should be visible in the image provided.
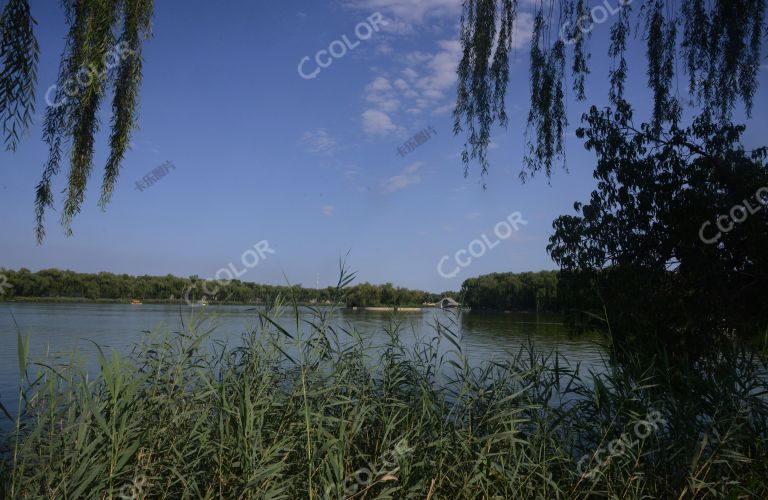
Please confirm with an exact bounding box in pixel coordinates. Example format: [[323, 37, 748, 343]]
[[0, 303, 608, 418]]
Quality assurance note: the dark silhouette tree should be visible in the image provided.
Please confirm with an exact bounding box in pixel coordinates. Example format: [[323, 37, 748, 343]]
[[548, 103, 768, 347]]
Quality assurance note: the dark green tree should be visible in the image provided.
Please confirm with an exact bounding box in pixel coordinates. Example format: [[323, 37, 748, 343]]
[[460, 271, 559, 311], [548, 103, 768, 348]]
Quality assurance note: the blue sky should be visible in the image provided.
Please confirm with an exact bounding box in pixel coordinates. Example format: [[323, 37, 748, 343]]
[[1, 0, 766, 292]]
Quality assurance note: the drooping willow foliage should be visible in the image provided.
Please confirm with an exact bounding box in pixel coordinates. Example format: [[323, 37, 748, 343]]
[[0, 0, 153, 243], [453, 0, 767, 182], [37, 0, 153, 242], [0, 0, 38, 153]]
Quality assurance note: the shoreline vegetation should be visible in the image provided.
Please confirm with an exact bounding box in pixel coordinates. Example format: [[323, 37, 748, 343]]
[[0, 297, 562, 316], [1, 273, 766, 498], [0, 297, 436, 313], [0, 268, 562, 313]]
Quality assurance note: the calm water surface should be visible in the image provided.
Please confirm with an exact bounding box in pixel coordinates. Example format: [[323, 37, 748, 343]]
[[0, 303, 607, 416]]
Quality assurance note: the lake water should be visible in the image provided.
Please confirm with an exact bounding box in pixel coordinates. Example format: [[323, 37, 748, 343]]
[[0, 303, 607, 419]]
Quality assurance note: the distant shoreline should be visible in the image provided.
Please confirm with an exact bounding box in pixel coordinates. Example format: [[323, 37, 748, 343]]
[[0, 297, 440, 311], [0, 297, 562, 316]]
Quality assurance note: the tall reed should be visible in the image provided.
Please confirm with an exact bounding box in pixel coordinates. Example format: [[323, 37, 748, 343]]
[[1, 269, 766, 499]]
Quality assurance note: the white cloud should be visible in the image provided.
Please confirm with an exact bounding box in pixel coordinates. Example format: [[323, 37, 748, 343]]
[[369, 76, 393, 92], [365, 77, 401, 112], [354, 3, 533, 134], [362, 109, 397, 135], [510, 12, 535, 50], [385, 174, 421, 192], [393, 78, 410, 91], [361, 38, 461, 127], [321, 205, 335, 217], [404, 162, 420, 174], [401, 68, 418, 80], [431, 103, 453, 115], [384, 161, 423, 192], [348, 0, 535, 45], [302, 128, 338, 155], [350, 0, 461, 24], [404, 51, 433, 66], [413, 40, 461, 99]]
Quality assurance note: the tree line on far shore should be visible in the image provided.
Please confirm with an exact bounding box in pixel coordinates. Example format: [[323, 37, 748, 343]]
[[0, 268, 560, 311], [1, 267, 563, 312], [0, 268, 460, 308], [460, 271, 560, 312]]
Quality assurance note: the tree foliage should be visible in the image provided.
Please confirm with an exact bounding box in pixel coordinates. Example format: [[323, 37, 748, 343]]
[[0, 0, 153, 242], [548, 103, 768, 346], [0, 0, 38, 152], [0, 267, 453, 307], [454, 0, 767, 181], [460, 270, 559, 311]]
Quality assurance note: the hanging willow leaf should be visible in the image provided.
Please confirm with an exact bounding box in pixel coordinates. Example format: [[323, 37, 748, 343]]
[[645, 0, 680, 134], [454, 0, 518, 186], [523, 9, 567, 181], [100, 0, 152, 210], [60, 0, 122, 234], [607, 0, 630, 107], [29, 0, 153, 243], [0, 0, 38, 152], [570, 0, 590, 101], [454, 0, 767, 182]]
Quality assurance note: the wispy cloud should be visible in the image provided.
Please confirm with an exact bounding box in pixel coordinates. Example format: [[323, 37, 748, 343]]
[[356, 1, 535, 135], [365, 77, 401, 112], [321, 205, 335, 217], [399, 40, 461, 113], [349, 0, 534, 44], [362, 109, 398, 135], [384, 161, 423, 192], [348, 0, 461, 26], [518, 13, 536, 49], [302, 128, 339, 155], [361, 39, 461, 133]]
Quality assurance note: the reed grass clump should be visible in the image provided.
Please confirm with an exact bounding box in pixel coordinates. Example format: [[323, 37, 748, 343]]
[[1, 273, 767, 499]]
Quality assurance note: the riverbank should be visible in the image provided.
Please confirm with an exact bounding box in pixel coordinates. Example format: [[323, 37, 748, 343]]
[[1, 296, 348, 307], [353, 306, 427, 312], [0, 268, 458, 309], [1, 297, 459, 312]]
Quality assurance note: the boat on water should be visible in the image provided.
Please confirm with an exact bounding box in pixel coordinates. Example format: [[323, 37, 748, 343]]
[[130, 299, 143, 305]]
